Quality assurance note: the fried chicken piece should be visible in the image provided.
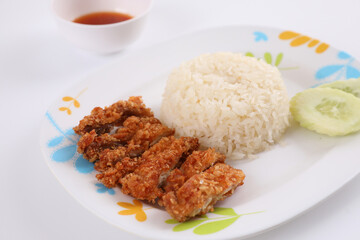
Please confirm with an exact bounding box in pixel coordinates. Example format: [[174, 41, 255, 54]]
[[163, 148, 226, 193], [79, 114, 173, 164], [94, 118, 174, 171], [94, 147, 128, 172], [181, 149, 226, 177], [73, 96, 153, 135], [141, 136, 175, 158], [126, 121, 175, 157], [77, 130, 125, 162], [161, 169, 186, 195], [95, 137, 176, 188], [120, 137, 199, 202], [113, 116, 161, 141], [96, 157, 143, 188], [162, 163, 245, 222]]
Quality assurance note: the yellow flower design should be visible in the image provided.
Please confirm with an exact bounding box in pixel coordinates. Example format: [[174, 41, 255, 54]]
[[279, 31, 329, 54], [58, 88, 87, 115], [117, 199, 151, 222]]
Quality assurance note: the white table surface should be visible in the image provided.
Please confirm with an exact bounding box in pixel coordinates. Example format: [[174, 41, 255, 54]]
[[1, 0, 360, 239]]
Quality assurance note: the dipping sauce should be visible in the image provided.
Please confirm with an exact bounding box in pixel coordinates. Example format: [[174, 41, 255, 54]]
[[73, 11, 133, 25]]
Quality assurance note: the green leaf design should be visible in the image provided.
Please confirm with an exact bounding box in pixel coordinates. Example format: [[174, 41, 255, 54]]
[[239, 210, 265, 216], [165, 210, 264, 235], [212, 207, 237, 216], [245, 52, 255, 57], [173, 219, 207, 232], [264, 52, 272, 64], [193, 216, 239, 235], [165, 219, 179, 224], [275, 53, 284, 66]]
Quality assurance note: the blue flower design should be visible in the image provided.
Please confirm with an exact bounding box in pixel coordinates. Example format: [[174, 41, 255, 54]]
[[46, 112, 94, 174], [95, 183, 115, 195], [314, 51, 360, 86], [253, 32, 268, 42]]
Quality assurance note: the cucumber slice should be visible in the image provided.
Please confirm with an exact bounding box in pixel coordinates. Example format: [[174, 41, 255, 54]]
[[290, 88, 360, 136], [319, 78, 360, 98]]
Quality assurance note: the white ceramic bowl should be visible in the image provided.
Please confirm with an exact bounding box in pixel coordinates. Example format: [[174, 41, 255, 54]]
[[53, 0, 152, 54]]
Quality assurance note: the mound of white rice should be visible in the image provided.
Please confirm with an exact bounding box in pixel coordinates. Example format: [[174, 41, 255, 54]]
[[160, 52, 290, 160]]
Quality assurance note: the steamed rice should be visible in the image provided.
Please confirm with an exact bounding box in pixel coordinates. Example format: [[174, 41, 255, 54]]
[[160, 52, 290, 160]]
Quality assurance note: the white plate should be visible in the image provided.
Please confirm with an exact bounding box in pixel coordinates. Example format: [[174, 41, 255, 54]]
[[40, 25, 360, 240]]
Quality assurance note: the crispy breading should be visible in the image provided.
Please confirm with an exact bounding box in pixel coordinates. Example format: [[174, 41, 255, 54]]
[[162, 163, 245, 222], [113, 116, 161, 141], [95, 137, 177, 188], [94, 147, 128, 172], [73, 96, 153, 135], [96, 157, 144, 188], [162, 169, 186, 194], [141, 136, 175, 159], [95, 136, 175, 188], [126, 121, 175, 157], [94, 118, 174, 171], [79, 115, 173, 165], [77, 130, 124, 162], [180, 148, 226, 177], [120, 137, 199, 202], [163, 148, 226, 193], [97, 136, 175, 173]]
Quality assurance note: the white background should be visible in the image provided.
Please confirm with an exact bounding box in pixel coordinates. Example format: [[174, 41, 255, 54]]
[[1, 0, 359, 239]]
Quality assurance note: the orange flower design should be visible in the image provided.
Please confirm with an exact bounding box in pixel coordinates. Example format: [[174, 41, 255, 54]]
[[279, 31, 329, 54], [59, 88, 87, 115], [117, 199, 151, 222]]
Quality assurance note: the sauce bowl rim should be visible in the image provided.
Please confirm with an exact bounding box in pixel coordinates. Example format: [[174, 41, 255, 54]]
[[52, 0, 153, 29]]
